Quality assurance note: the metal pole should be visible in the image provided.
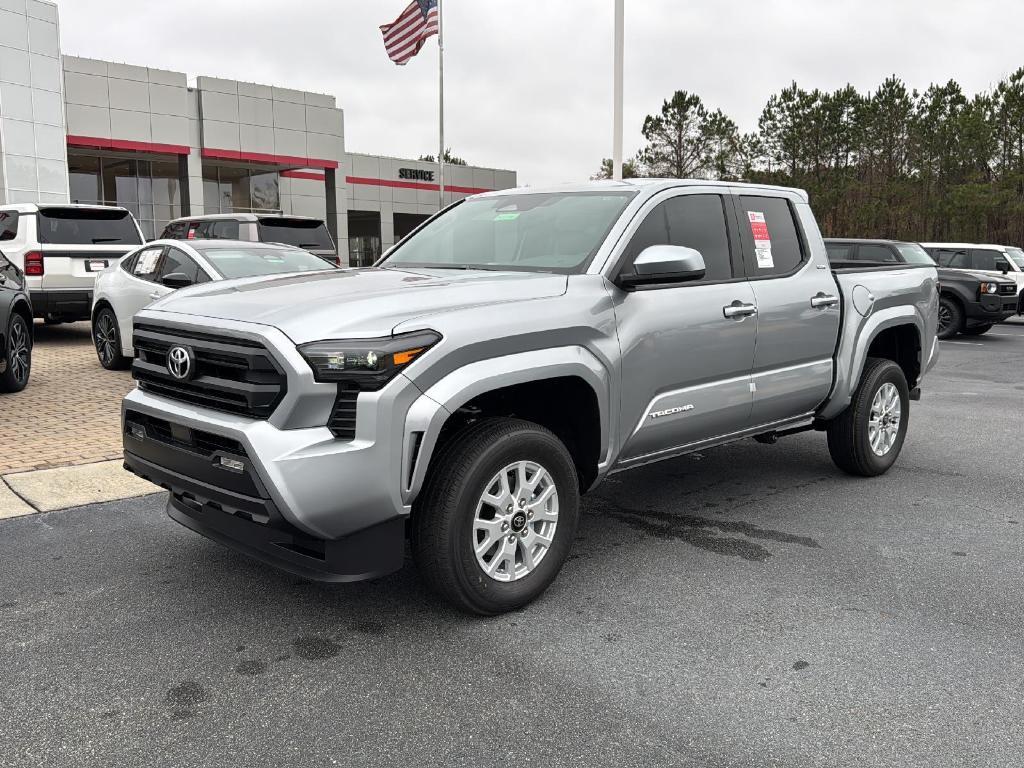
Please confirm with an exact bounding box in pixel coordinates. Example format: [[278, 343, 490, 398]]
[[612, 0, 624, 180], [437, 0, 445, 209]]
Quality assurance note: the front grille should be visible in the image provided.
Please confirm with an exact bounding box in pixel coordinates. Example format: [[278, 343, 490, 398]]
[[132, 323, 286, 419], [125, 411, 247, 458], [999, 283, 1017, 296], [327, 386, 359, 440]]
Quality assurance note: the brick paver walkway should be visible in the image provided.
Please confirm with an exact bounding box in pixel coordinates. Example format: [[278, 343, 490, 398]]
[[0, 322, 134, 475]]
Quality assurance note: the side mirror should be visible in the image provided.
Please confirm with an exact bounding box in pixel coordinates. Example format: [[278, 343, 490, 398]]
[[161, 272, 194, 289], [1001, 265, 1009, 275], [617, 245, 707, 290]]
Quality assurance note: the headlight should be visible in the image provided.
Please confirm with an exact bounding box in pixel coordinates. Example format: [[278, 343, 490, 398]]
[[980, 282, 999, 294], [298, 331, 441, 389]]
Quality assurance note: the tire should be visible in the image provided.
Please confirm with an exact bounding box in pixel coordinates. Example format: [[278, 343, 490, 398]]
[[826, 357, 909, 477], [0, 313, 31, 393], [961, 324, 993, 336], [936, 296, 963, 340], [411, 418, 580, 615], [92, 307, 130, 370]]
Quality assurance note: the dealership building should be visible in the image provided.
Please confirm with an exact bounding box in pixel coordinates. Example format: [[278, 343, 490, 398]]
[[0, 0, 516, 265]]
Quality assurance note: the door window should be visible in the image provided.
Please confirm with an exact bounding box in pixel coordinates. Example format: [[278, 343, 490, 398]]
[[157, 247, 204, 284], [825, 243, 853, 262], [620, 194, 734, 283], [162, 221, 188, 240], [130, 247, 165, 282], [972, 249, 1008, 271], [736, 196, 805, 277]]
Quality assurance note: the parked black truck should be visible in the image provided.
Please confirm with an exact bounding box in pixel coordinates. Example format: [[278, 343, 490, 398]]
[[824, 239, 1019, 339]]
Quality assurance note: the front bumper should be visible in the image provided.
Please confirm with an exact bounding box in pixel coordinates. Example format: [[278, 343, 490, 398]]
[[121, 384, 416, 581]]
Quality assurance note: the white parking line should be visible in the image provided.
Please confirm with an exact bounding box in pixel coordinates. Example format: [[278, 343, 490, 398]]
[[941, 340, 984, 346]]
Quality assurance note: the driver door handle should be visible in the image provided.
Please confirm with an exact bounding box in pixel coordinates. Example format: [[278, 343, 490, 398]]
[[810, 293, 840, 309], [723, 302, 757, 319]]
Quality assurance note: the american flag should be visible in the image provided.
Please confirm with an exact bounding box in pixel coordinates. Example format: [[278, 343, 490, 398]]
[[380, 0, 440, 66]]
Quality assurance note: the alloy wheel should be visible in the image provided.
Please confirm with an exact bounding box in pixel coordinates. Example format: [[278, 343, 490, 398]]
[[95, 313, 118, 366], [472, 460, 559, 582], [937, 303, 953, 335], [868, 382, 901, 456], [9, 319, 29, 384]]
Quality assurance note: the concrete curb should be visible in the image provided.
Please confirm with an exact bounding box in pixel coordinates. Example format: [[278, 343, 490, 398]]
[[0, 459, 161, 518]]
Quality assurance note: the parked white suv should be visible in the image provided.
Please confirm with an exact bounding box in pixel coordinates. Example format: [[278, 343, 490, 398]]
[[0, 204, 144, 323], [160, 214, 338, 265], [921, 242, 1024, 299]]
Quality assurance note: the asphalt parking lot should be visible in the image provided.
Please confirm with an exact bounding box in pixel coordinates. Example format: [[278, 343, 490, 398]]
[[1, 322, 1022, 768]]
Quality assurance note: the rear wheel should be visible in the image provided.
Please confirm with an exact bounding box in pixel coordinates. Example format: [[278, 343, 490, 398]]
[[936, 296, 963, 340], [92, 307, 130, 370], [411, 418, 580, 615], [961, 324, 993, 336], [0, 313, 31, 393], [826, 358, 909, 477]]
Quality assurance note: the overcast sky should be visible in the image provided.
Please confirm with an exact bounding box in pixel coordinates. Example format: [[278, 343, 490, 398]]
[[57, 0, 1023, 186]]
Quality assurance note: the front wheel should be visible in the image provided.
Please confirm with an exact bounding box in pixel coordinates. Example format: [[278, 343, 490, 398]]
[[92, 307, 130, 370], [961, 324, 993, 336], [826, 358, 909, 477], [937, 296, 963, 340], [0, 313, 31, 392], [411, 418, 580, 615]]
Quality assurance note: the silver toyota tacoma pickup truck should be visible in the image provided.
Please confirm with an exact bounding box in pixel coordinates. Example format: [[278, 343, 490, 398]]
[[122, 180, 939, 614]]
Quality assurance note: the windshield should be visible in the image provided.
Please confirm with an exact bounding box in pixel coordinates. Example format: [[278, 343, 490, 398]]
[[897, 243, 936, 265], [196, 245, 335, 279], [37, 208, 142, 245], [257, 218, 335, 251], [381, 191, 637, 273], [1004, 247, 1024, 269]]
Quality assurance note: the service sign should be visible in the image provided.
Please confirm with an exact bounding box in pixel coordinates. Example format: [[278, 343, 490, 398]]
[[399, 168, 435, 182]]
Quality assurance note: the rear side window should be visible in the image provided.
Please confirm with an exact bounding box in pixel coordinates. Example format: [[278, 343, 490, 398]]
[[933, 248, 969, 268], [130, 246, 164, 282], [619, 195, 734, 283], [0, 211, 18, 241], [257, 218, 334, 250], [858, 244, 899, 263], [825, 243, 853, 262], [210, 220, 240, 240], [37, 208, 142, 245], [162, 221, 188, 239], [736, 196, 805, 277]]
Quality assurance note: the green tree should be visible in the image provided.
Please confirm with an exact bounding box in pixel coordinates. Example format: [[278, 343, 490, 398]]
[[591, 156, 641, 180], [418, 149, 468, 165], [638, 91, 738, 179]]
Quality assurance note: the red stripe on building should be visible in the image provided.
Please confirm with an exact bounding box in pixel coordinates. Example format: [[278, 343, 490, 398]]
[[201, 148, 339, 170], [67, 135, 191, 155], [346, 176, 491, 195], [281, 170, 326, 181]]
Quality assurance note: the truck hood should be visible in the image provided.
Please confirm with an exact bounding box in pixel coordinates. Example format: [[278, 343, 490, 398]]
[[146, 267, 569, 343], [937, 267, 1015, 284]]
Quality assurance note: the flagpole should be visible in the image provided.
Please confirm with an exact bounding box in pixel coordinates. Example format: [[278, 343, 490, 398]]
[[612, 0, 624, 180], [437, 0, 445, 209]]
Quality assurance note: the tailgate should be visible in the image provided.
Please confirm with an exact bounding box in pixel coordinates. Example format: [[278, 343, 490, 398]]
[[38, 247, 132, 290]]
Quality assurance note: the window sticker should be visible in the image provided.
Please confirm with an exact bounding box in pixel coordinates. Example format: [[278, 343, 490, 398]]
[[134, 249, 161, 276], [747, 211, 774, 269], [494, 212, 520, 221]]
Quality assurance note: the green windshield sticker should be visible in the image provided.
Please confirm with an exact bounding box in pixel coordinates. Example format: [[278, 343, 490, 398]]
[[494, 212, 520, 221]]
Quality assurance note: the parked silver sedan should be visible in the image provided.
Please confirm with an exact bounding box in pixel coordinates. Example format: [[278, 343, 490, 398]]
[[90, 239, 335, 370]]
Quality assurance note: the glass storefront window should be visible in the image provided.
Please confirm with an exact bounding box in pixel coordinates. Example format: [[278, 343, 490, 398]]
[[200, 165, 282, 214], [70, 152, 181, 239]]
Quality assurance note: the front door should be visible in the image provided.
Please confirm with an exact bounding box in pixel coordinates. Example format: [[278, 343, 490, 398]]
[[612, 190, 757, 464], [734, 195, 842, 425]]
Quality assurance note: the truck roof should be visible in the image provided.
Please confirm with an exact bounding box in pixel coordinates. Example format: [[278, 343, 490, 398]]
[[472, 178, 809, 203], [920, 242, 1020, 250]]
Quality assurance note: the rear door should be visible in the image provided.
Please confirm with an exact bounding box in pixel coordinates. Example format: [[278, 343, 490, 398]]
[[613, 188, 757, 464], [735, 194, 841, 425]]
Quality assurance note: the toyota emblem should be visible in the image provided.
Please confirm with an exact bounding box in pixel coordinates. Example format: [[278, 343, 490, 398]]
[[166, 345, 195, 381]]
